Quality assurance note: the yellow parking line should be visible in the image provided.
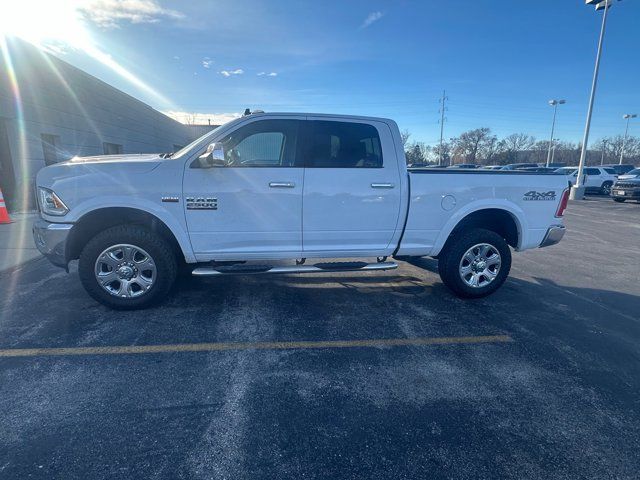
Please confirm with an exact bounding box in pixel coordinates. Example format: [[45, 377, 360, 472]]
[[0, 335, 512, 358]]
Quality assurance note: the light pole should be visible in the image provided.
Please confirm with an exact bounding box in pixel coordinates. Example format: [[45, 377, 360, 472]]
[[572, 0, 622, 200], [550, 138, 559, 165], [600, 139, 608, 165], [546, 100, 565, 167], [619, 113, 637, 164]]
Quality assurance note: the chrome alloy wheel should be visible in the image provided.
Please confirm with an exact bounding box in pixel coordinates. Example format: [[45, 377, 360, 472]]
[[94, 244, 157, 298], [459, 243, 501, 288]]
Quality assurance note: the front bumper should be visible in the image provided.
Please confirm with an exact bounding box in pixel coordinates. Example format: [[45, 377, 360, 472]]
[[32, 219, 73, 268], [611, 186, 640, 199], [539, 225, 566, 248]]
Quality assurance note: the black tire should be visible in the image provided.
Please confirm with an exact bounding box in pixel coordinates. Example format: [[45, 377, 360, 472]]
[[613, 198, 625, 203], [437, 228, 512, 299], [601, 181, 613, 196], [78, 224, 177, 309]]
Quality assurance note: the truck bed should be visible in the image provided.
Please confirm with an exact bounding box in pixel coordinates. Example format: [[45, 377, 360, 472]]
[[396, 169, 569, 257]]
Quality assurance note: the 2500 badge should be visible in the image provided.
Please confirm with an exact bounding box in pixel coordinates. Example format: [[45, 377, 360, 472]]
[[523, 190, 556, 201]]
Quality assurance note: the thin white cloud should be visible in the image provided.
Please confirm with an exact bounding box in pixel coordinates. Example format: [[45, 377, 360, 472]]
[[173, 55, 180, 60], [219, 69, 244, 77], [80, 0, 184, 29], [360, 11, 384, 29], [163, 110, 242, 125], [257, 71, 278, 77], [202, 58, 214, 69]]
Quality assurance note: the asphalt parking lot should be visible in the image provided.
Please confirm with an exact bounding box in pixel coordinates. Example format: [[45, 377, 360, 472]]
[[1, 196, 639, 479]]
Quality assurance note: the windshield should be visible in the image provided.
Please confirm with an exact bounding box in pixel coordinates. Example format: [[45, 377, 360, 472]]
[[624, 168, 640, 176], [171, 125, 224, 158], [554, 168, 576, 175]]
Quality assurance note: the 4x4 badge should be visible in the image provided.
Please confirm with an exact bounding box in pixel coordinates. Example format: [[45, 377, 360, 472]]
[[523, 190, 556, 201]]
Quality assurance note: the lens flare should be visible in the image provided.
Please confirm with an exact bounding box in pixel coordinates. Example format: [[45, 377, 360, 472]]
[[0, 0, 174, 108]]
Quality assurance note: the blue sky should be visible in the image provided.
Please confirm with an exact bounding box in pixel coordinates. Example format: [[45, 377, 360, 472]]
[[8, 0, 640, 145]]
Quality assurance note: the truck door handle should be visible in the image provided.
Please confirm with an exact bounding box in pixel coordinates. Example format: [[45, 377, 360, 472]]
[[371, 183, 395, 189], [269, 182, 296, 188]]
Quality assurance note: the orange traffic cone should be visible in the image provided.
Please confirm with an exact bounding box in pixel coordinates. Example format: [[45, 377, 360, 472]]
[[0, 188, 12, 224]]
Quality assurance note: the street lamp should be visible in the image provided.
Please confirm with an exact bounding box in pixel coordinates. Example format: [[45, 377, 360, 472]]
[[619, 113, 637, 164], [572, 0, 622, 200], [546, 99, 566, 167], [600, 139, 608, 165]]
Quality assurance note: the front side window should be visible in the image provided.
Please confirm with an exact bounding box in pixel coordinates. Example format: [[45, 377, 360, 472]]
[[585, 168, 600, 176], [307, 121, 383, 168], [217, 119, 299, 167]]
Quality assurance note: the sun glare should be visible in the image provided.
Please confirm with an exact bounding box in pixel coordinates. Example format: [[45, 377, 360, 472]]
[[0, 0, 174, 108], [0, 0, 90, 49]]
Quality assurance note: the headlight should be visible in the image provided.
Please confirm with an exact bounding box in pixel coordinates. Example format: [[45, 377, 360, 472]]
[[38, 187, 69, 216]]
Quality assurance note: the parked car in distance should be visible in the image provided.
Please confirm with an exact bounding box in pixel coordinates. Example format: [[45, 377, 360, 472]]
[[616, 168, 640, 181], [447, 164, 480, 169], [602, 164, 636, 175], [554, 166, 618, 195], [611, 177, 640, 202], [516, 167, 557, 173], [481, 165, 504, 170], [501, 163, 539, 170], [546, 163, 567, 169], [33, 112, 570, 309]]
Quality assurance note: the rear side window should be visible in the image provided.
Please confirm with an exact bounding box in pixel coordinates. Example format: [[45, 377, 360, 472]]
[[603, 168, 616, 174], [307, 121, 383, 168]]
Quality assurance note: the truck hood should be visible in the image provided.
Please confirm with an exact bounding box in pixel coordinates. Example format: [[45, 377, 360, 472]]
[[617, 174, 640, 181], [63, 153, 164, 165], [615, 178, 640, 185]]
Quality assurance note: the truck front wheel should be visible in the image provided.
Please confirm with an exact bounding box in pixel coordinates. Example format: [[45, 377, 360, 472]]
[[437, 228, 511, 299], [78, 225, 177, 309]]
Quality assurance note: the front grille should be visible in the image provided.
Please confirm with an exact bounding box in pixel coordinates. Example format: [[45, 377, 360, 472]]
[[613, 182, 640, 189]]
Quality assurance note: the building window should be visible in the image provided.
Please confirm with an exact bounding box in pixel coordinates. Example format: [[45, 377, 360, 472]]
[[41, 134, 60, 166], [103, 142, 123, 155]]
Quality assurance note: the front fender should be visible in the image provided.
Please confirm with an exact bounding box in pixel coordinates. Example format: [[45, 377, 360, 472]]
[[46, 196, 196, 263]]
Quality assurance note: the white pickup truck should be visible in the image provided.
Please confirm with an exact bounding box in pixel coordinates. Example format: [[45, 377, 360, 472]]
[[33, 112, 569, 309]]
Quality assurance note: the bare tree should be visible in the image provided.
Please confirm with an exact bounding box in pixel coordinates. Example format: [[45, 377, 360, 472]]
[[450, 128, 494, 164], [593, 135, 640, 164], [432, 141, 451, 166], [400, 129, 411, 148], [478, 135, 502, 164]]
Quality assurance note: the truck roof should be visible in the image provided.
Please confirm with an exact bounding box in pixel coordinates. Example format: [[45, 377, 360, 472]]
[[246, 111, 396, 125]]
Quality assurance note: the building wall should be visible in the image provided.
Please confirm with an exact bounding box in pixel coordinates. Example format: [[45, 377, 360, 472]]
[[0, 39, 191, 210]]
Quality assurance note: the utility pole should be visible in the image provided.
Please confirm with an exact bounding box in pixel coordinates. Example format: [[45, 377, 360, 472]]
[[600, 139, 608, 165], [438, 90, 448, 166], [619, 113, 637, 164]]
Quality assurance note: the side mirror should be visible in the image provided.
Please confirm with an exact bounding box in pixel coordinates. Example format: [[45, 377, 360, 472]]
[[197, 142, 226, 168]]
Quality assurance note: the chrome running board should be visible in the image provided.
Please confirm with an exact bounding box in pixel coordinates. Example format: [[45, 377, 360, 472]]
[[192, 261, 398, 276]]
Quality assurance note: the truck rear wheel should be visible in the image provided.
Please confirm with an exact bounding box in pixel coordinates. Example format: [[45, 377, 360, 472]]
[[78, 224, 177, 310], [437, 228, 511, 299]]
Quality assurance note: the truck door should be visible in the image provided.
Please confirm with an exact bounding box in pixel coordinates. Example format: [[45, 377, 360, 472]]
[[301, 118, 402, 256], [183, 117, 304, 259]]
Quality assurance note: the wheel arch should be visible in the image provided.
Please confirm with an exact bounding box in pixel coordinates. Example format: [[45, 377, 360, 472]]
[[66, 207, 189, 265], [435, 207, 523, 256]]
